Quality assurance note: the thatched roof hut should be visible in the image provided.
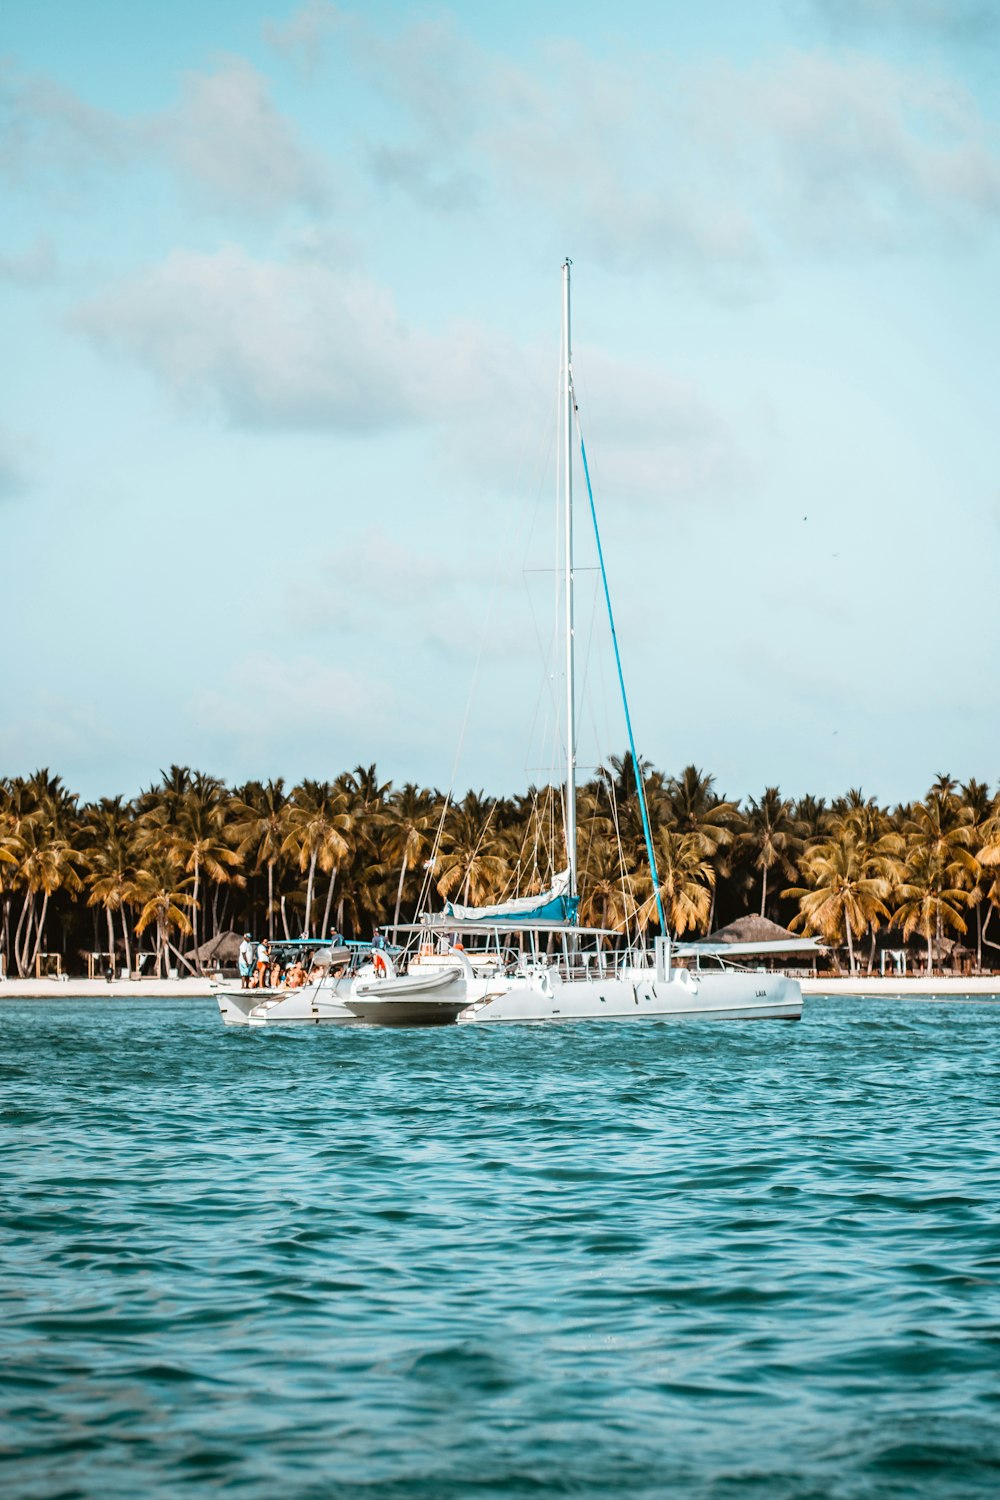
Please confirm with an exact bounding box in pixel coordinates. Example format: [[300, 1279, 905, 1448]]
[[190, 930, 243, 969], [682, 915, 822, 960], [703, 915, 809, 949]]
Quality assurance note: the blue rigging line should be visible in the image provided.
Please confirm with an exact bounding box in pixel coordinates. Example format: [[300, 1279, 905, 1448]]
[[577, 413, 668, 936]]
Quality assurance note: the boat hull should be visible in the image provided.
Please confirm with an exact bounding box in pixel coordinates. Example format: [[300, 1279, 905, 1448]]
[[214, 980, 356, 1026], [459, 971, 801, 1025], [215, 969, 801, 1028]]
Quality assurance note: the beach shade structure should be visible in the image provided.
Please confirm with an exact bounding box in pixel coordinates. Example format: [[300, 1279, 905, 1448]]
[[675, 914, 824, 966], [703, 915, 815, 950], [189, 930, 244, 970]]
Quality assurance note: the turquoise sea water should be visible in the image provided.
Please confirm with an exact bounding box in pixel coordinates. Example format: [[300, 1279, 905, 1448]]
[[2, 998, 999, 1499]]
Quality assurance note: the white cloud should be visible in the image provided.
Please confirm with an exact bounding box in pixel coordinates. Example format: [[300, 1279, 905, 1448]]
[[73, 248, 435, 430], [808, 0, 1000, 41], [269, 9, 1000, 267], [153, 55, 331, 217], [73, 245, 743, 505], [690, 51, 1000, 251], [0, 60, 130, 181], [0, 56, 328, 223], [263, 0, 345, 75], [0, 235, 57, 284]]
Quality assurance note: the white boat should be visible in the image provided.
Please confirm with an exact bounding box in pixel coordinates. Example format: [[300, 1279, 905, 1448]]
[[214, 940, 380, 1026], [330, 263, 805, 1028], [218, 264, 806, 1028]]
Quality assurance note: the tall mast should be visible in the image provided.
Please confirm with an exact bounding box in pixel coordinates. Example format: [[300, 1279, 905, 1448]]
[[562, 258, 577, 899]]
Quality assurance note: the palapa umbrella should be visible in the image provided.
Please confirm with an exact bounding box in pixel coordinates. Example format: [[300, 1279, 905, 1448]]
[[699, 915, 817, 953], [189, 930, 244, 969]]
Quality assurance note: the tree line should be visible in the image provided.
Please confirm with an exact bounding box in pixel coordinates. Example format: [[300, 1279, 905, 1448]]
[[1, 762, 998, 977]]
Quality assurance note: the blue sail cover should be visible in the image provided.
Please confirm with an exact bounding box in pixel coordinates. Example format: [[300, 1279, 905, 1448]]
[[444, 868, 580, 926]]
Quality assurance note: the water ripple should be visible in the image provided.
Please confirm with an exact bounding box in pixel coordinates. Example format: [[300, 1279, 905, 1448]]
[[2, 996, 999, 1497]]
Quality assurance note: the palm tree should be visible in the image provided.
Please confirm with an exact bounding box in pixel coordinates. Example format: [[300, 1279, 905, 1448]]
[[577, 831, 639, 939], [890, 844, 970, 974], [595, 752, 655, 862], [6, 771, 83, 976], [794, 794, 830, 842], [436, 792, 508, 907], [663, 766, 737, 850], [282, 780, 352, 936], [662, 765, 738, 931], [138, 772, 242, 960], [232, 779, 290, 939], [132, 857, 195, 977], [502, 784, 568, 897], [899, 781, 976, 968], [959, 778, 993, 972], [637, 829, 715, 939], [82, 796, 138, 974], [381, 783, 440, 931], [0, 781, 27, 976], [787, 820, 891, 974], [738, 788, 806, 918], [14, 818, 84, 976]]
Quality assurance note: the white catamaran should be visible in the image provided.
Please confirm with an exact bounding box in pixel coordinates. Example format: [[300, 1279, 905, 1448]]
[[216, 263, 805, 1027]]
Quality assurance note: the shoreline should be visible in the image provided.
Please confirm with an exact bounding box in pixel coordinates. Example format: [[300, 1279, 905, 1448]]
[[0, 978, 216, 999], [800, 975, 1000, 998], [2, 976, 1000, 1001]]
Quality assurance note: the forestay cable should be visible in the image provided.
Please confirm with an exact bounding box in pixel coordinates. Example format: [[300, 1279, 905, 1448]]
[[575, 400, 668, 937]]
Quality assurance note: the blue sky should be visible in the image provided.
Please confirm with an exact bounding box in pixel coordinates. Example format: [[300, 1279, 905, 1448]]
[[3, 0, 999, 806]]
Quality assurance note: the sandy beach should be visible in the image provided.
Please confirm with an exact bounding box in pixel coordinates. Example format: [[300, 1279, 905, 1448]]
[[3, 976, 1000, 1001]]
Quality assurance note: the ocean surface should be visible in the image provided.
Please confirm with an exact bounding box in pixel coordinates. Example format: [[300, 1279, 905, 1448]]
[[2, 997, 999, 1499]]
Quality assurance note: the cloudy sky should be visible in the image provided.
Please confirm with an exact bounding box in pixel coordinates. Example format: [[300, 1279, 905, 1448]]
[[3, 0, 999, 805]]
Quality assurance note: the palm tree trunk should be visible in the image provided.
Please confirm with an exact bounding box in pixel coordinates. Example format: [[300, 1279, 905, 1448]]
[[191, 855, 200, 956], [867, 926, 876, 976], [844, 910, 855, 975], [20, 904, 35, 976], [305, 849, 317, 935], [27, 893, 49, 976], [106, 907, 116, 970], [267, 861, 275, 940], [336, 895, 345, 936], [122, 908, 133, 976], [280, 894, 290, 940], [321, 866, 338, 938], [166, 938, 197, 975], [13, 890, 32, 977], [393, 856, 409, 931], [926, 926, 933, 975], [976, 903, 983, 974], [760, 865, 768, 918]]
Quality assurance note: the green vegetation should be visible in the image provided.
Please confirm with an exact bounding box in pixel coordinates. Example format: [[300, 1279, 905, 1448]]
[[2, 765, 999, 977]]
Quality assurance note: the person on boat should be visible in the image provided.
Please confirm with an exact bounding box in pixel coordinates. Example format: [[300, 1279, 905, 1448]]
[[254, 939, 270, 989], [238, 933, 255, 989], [371, 927, 386, 951], [286, 960, 308, 989]]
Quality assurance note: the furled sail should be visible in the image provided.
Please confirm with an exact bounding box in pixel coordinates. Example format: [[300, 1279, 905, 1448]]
[[444, 868, 580, 924]]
